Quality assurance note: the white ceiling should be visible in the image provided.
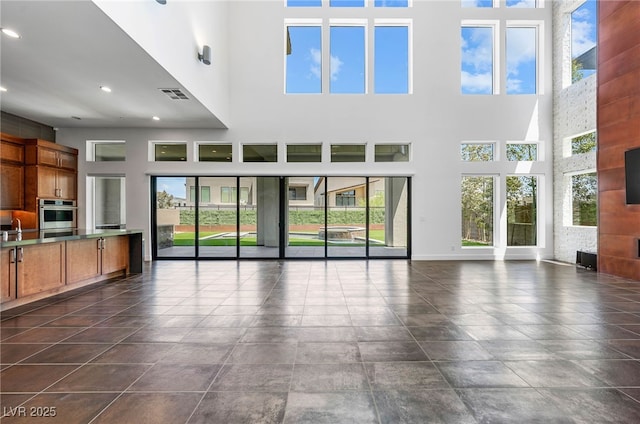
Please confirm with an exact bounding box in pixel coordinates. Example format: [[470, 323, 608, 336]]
[[0, 0, 226, 129]]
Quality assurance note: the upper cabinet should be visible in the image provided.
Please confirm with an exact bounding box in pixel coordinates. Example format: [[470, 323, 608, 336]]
[[25, 138, 78, 171], [23, 138, 78, 209], [0, 135, 25, 210]]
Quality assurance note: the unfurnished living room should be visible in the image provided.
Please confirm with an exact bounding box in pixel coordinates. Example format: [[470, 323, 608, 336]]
[[1, 0, 640, 423]]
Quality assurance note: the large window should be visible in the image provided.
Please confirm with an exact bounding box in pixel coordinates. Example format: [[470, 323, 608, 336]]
[[461, 176, 494, 247], [374, 25, 410, 94], [330, 25, 366, 94], [571, 0, 597, 83], [506, 26, 537, 94], [286, 25, 322, 94], [572, 172, 597, 226], [461, 25, 495, 94], [507, 175, 538, 246]]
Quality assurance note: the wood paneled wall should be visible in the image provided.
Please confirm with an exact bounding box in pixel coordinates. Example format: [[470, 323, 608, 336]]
[[597, 0, 640, 280]]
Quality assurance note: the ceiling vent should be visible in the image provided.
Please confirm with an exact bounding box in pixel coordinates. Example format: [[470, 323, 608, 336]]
[[159, 88, 189, 100]]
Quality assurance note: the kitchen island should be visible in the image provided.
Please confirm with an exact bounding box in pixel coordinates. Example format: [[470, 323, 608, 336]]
[[1, 229, 143, 310]]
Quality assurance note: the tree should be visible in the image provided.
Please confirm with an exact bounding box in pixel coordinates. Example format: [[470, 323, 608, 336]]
[[572, 173, 597, 226], [572, 58, 584, 84], [461, 176, 493, 244], [571, 132, 597, 154], [157, 190, 174, 209]]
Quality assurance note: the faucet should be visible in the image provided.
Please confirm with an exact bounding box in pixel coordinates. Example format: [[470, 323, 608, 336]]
[[13, 218, 21, 233]]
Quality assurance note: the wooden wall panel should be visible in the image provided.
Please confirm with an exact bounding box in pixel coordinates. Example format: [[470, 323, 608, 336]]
[[597, 1, 640, 280]]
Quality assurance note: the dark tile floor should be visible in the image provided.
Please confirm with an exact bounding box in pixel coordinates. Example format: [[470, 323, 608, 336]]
[[2, 260, 640, 423]]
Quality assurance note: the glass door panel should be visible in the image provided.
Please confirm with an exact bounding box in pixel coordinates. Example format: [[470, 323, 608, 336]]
[[285, 177, 325, 258], [368, 177, 409, 257], [326, 177, 367, 258], [198, 177, 238, 258], [154, 176, 194, 258], [240, 177, 280, 258]]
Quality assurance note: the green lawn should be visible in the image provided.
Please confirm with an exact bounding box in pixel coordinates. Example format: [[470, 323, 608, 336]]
[[171, 230, 387, 247], [462, 239, 491, 247]]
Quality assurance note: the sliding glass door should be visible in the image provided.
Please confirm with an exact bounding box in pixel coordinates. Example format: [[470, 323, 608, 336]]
[[152, 176, 410, 260]]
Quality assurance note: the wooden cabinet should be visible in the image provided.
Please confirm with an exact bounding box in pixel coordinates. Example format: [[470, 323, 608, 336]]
[[1, 248, 17, 303], [29, 166, 76, 200], [24, 138, 78, 210], [17, 242, 66, 298], [66, 238, 101, 284], [66, 236, 129, 285], [25, 139, 77, 171], [0, 136, 25, 210], [102, 235, 129, 275]]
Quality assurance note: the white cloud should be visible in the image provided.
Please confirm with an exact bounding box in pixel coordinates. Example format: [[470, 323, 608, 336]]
[[330, 55, 344, 81], [572, 20, 596, 57], [309, 47, 321, 79], [506, 27, 536, 76], [461, 28, 493, 72], [507, 0, 536, 8], [506, 78, 523, 93], [461, 70, 492, 93]]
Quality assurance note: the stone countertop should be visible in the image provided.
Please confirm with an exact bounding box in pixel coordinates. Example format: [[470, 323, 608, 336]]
[[0, 229, 143, 248]]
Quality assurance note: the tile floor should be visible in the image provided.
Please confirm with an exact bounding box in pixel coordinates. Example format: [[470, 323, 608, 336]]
[[2, 260, 640, 423]]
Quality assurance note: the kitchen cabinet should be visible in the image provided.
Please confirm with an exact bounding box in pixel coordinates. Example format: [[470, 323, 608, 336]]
[[0, 136, 25, 210], [17, 242, 66, 298], [24, 139, 78, 209], [1, 248, 17, 303], [27, 166, 76, 200], [25, 139, 77, 171], [66, 235, 129, 285]]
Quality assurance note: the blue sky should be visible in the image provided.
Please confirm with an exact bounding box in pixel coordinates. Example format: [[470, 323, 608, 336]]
[[286, 24, 409, 94], [461, 25, 537, 95], [157, 177, 186, 198], [571, 0, 597, 76]]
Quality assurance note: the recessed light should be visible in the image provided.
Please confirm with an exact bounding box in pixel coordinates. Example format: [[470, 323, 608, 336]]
[[152, 116, 160, 121], [100, 86, 112, 93], [1, 28, 20, 39], [0, 86, 7, 92]]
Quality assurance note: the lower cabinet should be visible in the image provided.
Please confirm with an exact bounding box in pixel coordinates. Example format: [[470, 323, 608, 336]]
[[1, 235, 132, 306], [1, 248, 17, 303], [66, 236, 129, 285], [18, 242, 66, 297]]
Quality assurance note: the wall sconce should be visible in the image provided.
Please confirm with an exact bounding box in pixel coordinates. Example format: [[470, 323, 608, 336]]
[[198, 45, 212, 66]]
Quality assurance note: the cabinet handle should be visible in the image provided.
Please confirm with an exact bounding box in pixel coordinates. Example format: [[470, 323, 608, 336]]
[[102, 238, 106, 250], [10, 249, 16, 263], [17, 248, 23, 263]]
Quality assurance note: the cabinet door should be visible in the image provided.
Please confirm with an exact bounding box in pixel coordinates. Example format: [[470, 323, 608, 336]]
[[66, 239, 101, 284], [58, 151, 77, 171], [0, 140, 24, 163], [37, 166, 58, 198], [57, 169, 76, 200], [19, 242, 66, 297], [101, 236, 129, 275], [38, 147, 59, 167], [1, 248, 16, 303], [0, 163, 24, 209]]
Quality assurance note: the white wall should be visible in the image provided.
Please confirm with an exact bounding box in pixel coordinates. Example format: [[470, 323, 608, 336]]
[[92, 0, 230, 125], [57, 0, 554, 262]]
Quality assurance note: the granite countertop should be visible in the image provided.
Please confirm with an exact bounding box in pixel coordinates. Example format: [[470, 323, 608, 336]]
[[0, 229, 143, 247]]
